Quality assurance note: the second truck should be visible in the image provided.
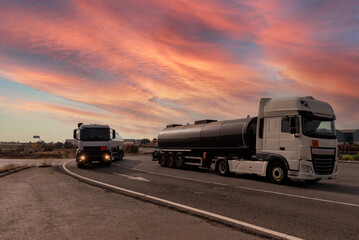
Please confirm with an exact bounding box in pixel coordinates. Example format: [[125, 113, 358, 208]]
[[73, 123, 124, 168], [153, 96, 338, 184]]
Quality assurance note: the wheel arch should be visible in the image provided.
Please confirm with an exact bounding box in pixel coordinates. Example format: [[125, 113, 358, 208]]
[[265, 154, 289, 173]]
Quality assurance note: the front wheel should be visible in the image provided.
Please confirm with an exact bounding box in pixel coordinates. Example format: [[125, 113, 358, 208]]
[[77, 162, 84, 169], [268, 162, 287, 184]]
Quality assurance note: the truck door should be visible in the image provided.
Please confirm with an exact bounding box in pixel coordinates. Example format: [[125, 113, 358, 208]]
[[263, 117, 280, 153], [279, 116, 301, 169]]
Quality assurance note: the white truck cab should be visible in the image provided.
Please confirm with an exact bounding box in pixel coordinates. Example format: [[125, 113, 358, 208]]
[[255, 96, 338, 183]]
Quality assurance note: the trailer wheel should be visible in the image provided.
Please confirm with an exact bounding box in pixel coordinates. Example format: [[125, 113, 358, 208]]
[[175, 153, 185, 169], [216, 158, 230, 176], [268, 161, 287, 184], [167, 152, 176, 168], [159, 153, 167, 167]]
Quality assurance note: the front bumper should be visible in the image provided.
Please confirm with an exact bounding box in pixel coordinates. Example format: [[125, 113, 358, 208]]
[[76, 150, 111, 165], [288, 160, 338, 180]]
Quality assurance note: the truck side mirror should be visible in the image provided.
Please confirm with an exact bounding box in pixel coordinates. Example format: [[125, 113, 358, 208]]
[[289, 117, 299, 134], [112, 129, 116, 139], [73, 129, 77, 139]]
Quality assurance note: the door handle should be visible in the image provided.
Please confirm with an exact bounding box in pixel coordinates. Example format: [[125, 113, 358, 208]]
[[280, 147, 285, 150]]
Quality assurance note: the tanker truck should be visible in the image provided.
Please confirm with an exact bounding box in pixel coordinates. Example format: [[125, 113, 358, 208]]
[[73, 123, 124, 168], [153, 97, 338, 184]]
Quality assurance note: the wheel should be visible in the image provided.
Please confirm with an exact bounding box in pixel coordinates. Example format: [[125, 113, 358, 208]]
[[105, 161, 111, 167], [77, 162, 84, 169], [305, 179, 320, 184], [167, 152, 176, 168], [118, 150, 124, 161], [175, 153, 185, 169], [216, 158, 230, 176], [268, 161, 287, 184], [159, 153, 167, 167]]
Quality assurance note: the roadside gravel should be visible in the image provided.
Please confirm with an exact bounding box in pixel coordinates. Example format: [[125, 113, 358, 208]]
[[0, 167, 261, 240]]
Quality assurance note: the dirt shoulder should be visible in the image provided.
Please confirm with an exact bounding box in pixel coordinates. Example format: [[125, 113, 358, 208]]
[[0, 167, 260, 240]]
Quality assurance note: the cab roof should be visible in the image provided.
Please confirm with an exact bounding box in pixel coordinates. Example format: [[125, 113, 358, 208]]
[[259, 96, 335, 118]]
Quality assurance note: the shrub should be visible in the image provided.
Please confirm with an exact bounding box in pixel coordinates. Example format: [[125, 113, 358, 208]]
[[43, 143, 53, 152], [124, 144, 139, 153], [56, 151, 63, 158], [341, 155, 353, 160], [16, 147, 25, 152], [353, 154, 359, 161], [140, 138, 151, 144]]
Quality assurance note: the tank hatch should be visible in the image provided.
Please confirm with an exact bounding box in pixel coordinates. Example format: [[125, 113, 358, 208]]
[[194, 119, 217, 124], [166, 124, 183, 128]]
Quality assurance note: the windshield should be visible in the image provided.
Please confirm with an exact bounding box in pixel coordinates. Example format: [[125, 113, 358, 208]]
[[302, 116, 336, 139], [80, 128, 110, 141]]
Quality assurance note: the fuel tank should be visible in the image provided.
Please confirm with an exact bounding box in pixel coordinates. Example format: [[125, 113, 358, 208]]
[[158, 117, 257, 150]]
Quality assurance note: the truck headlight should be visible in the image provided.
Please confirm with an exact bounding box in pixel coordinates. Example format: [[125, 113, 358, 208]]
[[104, 154, 110, 161], [302, 164, 313, 173], [80, 155, 86, 161]]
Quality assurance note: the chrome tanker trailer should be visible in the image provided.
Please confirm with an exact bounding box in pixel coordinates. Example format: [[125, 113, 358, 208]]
[[153, 97, 338, 184]]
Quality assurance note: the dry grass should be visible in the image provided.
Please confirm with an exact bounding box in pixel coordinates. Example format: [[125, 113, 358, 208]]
[[0, 163, 31, 174], [0, 148, 76, 159], [38, 160, 52, 168]]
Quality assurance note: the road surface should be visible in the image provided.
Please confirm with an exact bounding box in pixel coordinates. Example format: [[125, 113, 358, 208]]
[[62, 154, 359, 240], [0, 166, 260, 240]]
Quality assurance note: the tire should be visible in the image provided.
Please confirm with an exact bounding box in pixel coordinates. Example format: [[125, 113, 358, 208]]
[[105, 161, 111, 167], [77, 162, 84, 169], [216, 158, 230, 176], [159, 153, 167, 167], [305, 179, 320, 184], [115, 150, 123, 161], [175, 153, 185, 169], [167, 152, 176, 168], [268, 161, 287, 184]]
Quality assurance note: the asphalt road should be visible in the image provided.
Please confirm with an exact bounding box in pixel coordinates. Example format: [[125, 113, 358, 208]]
[[0, 166, 260, 240], [63, 155, 359, 240]]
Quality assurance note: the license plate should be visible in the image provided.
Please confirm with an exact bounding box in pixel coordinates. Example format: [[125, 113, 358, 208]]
[[92, 161, 99, 164]]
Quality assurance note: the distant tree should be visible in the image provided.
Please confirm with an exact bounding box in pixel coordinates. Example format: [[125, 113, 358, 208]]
[[64, 142, 77, 149], [54, 142, 64, 149], [43, 143, 54, 152], [140, 138, 150, 144]]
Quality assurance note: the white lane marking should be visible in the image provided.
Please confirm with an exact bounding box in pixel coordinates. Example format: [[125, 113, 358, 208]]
[[113, 163, 359, 208], [235, 185, 359, 208], [113, 172, 150, 182], [112, 163, 228, 186], [63, 160, 302, 240]]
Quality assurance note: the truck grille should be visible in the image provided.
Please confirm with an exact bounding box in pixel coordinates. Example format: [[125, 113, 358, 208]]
[[311, 154, 335, 175], [84, 146, 101, 152]]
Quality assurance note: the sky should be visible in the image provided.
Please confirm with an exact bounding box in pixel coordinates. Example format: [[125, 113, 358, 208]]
[[0, 0, 358, 142]]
